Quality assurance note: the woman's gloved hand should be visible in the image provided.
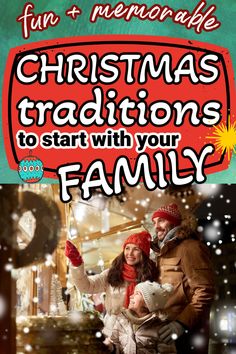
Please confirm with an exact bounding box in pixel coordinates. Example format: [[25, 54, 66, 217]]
[[65, 240, 83, 267]]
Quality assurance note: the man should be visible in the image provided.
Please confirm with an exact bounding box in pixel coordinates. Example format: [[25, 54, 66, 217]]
[[151, 203, 215, 354]]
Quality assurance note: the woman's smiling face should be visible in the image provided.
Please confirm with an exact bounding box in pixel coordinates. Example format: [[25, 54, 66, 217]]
[[124, 243, 142, 265]]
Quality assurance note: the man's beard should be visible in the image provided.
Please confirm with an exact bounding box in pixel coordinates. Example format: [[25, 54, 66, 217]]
[[153, 226, 172, 243], [151, 231, 164, 247]]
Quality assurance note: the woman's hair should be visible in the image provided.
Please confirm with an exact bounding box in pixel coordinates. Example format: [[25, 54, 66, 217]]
[[107, 251, 158, 287]]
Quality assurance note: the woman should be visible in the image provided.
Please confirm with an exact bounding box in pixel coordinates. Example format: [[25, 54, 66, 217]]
[[65, 231, 158, 336]]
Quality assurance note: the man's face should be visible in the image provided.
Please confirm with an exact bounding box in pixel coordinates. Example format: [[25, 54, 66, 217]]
[[153, 217, 173, 241]]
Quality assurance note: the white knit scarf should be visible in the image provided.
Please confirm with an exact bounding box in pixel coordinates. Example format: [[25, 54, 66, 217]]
[[158, 226, 180, 249]]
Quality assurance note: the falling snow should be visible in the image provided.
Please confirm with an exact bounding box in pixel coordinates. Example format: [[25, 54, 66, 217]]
[[68, 310, 83, 323], [191, 334, 206, 348]]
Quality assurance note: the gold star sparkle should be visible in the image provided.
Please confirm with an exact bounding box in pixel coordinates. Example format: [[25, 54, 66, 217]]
[[206, 119, 236, 160]]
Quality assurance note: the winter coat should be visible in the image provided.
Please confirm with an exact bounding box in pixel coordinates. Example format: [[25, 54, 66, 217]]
[[153, 223, 215, 329], [110, 309, 176, 354], [70, 264, 127, 336]]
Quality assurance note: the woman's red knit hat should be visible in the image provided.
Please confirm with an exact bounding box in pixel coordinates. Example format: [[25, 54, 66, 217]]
[[123, 231, 151, 256], [152, 203, 182, 226]]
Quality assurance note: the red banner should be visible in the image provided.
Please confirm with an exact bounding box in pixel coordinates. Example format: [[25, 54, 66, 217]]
[[2, 35, 235, 184]]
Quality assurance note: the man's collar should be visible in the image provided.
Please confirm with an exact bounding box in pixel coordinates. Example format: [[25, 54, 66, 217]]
[[158, 226, 180, 248]]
